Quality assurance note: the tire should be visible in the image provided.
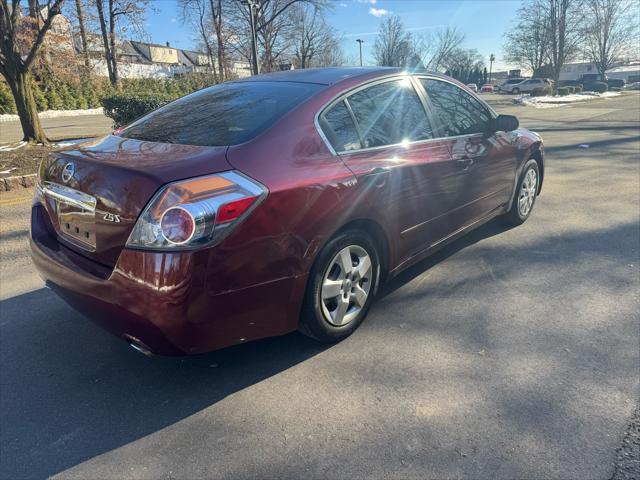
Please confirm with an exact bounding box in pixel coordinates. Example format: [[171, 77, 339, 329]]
[[512, 87, 520, 94], [503, 159, 540, 226], [299, 230, 380, 342]]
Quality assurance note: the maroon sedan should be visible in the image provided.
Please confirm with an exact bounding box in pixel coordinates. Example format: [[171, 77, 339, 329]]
[[30, 68, 544, 355]]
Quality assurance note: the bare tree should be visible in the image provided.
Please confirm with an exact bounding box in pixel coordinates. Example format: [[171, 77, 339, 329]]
[[583, 0, 639, 79], [95, 0, 147, 86], [443, 47, 485, 72], [0, 0, 65, 143], [374, 15, 413, 67], [413, 26, 465, 72], [208, 0, 227, 80], [289, 3, 341, 68], [503, 1, 551, 73], [235, 0, 323, 75], [544, 0, 583, 83], [73, 0, 90, 66], [180, 0, 218, 79]]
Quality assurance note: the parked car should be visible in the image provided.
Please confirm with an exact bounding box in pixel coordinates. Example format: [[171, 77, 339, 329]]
[[624, 81, 640, 90], [607, 78, 625, 89], [466, 83, 478, 92], [579, 73, 606, 91], [497, 78, 526, 92], [30, 68, 545, 355], [480, 84, 494, 93], [508, 78, 553, 94]]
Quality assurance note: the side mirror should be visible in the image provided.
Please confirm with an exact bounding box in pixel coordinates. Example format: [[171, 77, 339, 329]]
[[495, 114, 519, 132]]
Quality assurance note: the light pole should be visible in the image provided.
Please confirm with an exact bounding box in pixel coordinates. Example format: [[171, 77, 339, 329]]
[[247, 0, 260, 75], [356, 39, 364, 67], [489, 53, 495, 84]]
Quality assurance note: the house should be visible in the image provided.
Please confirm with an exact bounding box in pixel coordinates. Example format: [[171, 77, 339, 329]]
[[560, 61, 640, 82], [77, 37, 251, 79], [559, 62, 598, 81]]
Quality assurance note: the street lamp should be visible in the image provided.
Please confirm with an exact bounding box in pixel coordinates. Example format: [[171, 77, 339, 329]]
[[245, 0, 260, 75], [489, 53, 495, 84], [356, 39, 364, 67]]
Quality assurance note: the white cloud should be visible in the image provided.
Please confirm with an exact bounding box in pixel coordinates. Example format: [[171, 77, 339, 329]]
[[170, 17, 177, 23], [339, 2, 348, 6], [369, 7, 390, 17], [357, 0, 377, 3]]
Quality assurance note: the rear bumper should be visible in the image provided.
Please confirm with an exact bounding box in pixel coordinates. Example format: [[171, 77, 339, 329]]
[[30, 206, 306, 355]]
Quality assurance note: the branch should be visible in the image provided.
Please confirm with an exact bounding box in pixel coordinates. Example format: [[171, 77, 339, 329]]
[[23, 0, 64, 69], [257, 0, 305, 32]]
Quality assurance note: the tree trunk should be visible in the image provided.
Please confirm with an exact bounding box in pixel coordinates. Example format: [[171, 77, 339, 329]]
[[209, 0, 225, 81], [75, 0, 91, 68], [108, 0, 120, 87], [96, 0, 116, 85], [7, 70, 47, 143]]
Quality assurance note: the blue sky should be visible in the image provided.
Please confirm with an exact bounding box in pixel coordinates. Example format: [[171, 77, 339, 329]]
[[145, 0, 521, 71]]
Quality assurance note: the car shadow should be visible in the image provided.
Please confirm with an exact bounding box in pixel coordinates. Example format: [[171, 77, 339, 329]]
[[0, 217, 514, 479], [0, 290, 329, 479], [381, 217, 512, 298]]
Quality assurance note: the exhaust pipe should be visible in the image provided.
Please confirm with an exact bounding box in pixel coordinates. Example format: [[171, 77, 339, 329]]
[[123, 334, 153, 356]]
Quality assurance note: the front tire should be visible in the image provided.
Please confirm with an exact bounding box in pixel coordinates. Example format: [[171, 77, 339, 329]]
[[503, 159, 540, 226], [299, 230, 379, 342], [512, 87, 520, 94]]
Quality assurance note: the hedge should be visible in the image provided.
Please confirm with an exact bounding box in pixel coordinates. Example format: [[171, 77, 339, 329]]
[[0, 73, 215, 117], [102, 92, 176, 127], [574, 86, 582, 93], [531, 86, 551, 96], [0, 82, 16, 114], [591, 82, 608, 93], [557, 87, 570, 96]]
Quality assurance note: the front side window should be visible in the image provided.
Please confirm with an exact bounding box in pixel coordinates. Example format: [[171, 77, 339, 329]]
[[320, 100, 361, 152], [420, 79, 493, 137], [121, 81, 322, 146], [346, 79, 433, 149]]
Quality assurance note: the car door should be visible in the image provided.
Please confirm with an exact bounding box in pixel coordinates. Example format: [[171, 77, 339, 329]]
[[417, 77, 518, 228], [318, 77, 468, 260]]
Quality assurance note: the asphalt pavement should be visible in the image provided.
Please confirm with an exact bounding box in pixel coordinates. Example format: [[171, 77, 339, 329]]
[[0, 114, 112, 144], [0, 93, 639, 479]]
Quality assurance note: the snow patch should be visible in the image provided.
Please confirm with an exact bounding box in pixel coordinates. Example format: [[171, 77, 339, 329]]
[[514, 91, 621, 108], [0, 141, 27, 151], [0, 108, 104, 123]]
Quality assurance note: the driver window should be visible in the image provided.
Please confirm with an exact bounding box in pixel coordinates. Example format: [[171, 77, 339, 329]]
[[420, 78, 493, 137]]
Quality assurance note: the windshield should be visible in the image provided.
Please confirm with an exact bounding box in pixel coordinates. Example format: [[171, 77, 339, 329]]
[[120, 81, 323, 146]]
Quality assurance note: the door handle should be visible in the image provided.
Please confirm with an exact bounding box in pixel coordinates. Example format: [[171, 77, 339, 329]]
[[455, 157, 474, 168], [367, 167, 391, 176], [365, 167, 391, 187]]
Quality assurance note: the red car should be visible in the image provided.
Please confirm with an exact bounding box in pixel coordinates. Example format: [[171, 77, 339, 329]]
[[30, 68, 544, 355]]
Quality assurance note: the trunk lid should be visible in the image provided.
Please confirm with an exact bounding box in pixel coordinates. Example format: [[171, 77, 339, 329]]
[[40, 135, 232, 267]]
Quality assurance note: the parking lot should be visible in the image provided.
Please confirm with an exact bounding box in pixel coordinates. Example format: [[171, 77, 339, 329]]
[[1, 93, 639, 479]]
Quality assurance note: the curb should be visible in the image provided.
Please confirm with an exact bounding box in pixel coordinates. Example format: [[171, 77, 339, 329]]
[[1, 173, 37, 191]]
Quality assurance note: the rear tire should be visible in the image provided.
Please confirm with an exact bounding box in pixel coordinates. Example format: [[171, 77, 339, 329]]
[[512, 87, 520, 94], [503, 159, 540, 226], [299, 230, 379, 343]]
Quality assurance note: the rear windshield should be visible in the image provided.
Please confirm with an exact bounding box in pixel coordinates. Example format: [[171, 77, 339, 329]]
[[120, 81, 322, 146]]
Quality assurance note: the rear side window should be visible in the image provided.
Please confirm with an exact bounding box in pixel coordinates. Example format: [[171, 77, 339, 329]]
[[120, 81, 322, 146], [420, 79, 493, 137], [346, 79, 433, 149], [321, 101, 362, 152]]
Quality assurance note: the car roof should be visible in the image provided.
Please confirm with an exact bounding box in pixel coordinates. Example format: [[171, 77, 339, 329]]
[[237, 67, 441, 86]]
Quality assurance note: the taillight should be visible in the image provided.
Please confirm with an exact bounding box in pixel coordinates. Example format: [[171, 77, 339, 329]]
[[126, 171, 267, 250]]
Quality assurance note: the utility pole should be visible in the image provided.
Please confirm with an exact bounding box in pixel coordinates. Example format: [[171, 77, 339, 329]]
[[356, 39, 364, 67], [247, 0, 260, 75], [489, 53, 495, 84]]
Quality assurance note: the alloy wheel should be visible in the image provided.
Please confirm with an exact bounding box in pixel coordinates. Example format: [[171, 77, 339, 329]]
[[320, 245, 372, 326], [518, 168, 538, 217]]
